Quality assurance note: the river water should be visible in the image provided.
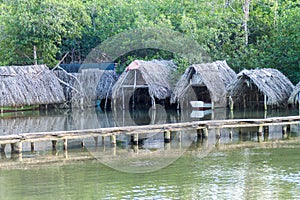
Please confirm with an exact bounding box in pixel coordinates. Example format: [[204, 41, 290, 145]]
[[0, 107, 300, 199]]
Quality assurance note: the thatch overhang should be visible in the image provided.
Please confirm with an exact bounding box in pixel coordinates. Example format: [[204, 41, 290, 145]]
[[0, 65, 65, 107], [171, 61, 237, 108], [112, 60, 177, 110], [288, 81, 300, 105], [228, 68, 294, 108], [55, 68, 118, 108]]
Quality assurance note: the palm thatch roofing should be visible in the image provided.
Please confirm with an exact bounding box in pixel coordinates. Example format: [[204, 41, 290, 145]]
[[228, 68, 294, 108], [55, 68, 118, 108], [171, 60, 237, 108], [0, 65, 65, 107], [288, 81, 300, 105], [112, 60, 177, 109]]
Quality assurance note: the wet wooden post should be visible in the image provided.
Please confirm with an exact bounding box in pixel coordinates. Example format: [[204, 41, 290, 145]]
[[202, 127, 209, 138], [216, 128, 221, 139], [229, 96, 234, 110], [52, 140, 57, 150], [229, 128, 233, 140], [0, 144, 6, 152], [81, 140, 85, 148], [197, 129, 202, 140], [132, 133, 138, 145], [257, 125, 263, 142], [63, 139, 68, 151], [282, 125, 289, 138], [151, 96, 156, 110], [264, 94, 267, 110], [263, 126, 269, 141], [31, 142, 34, 152], [111, 135, 116, 146], [102, 136, 106, 145], [164, 130, 171, 143], [11, 142, 22, 153], [94, 136, 98, 146]]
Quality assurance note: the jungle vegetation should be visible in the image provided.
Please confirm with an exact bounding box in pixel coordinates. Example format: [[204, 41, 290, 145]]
[[0, 0, 299, 83]]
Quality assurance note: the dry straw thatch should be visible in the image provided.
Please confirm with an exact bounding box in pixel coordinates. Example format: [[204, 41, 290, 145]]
[[0, 65, 65, 107], [288, 81, 300, 105], [55, 68, 117, 108], [228, 68, 294, 108], [171, 60, 237, 108], [112, 60, 177, 110]]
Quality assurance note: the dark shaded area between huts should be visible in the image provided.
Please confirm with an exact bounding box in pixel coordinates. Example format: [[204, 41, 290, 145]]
[[55, 68, 118, 109], [288, 81, 300, 107], [171, 60, 237, 109], [112, 60, 178, 111], [228, 68, 294, 109], [0, 65, 65, 110]]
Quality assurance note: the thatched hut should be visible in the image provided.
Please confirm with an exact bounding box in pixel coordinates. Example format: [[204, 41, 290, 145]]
[[171, 60, 237, 109], [0, 65, 65, 111], [288, 81, 300, 108], [228, 68, 294, 109], [112, 60, 177, 110], [55, 68, 118, 109]]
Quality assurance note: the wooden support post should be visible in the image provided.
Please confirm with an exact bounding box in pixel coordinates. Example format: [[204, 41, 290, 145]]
[[229, 96, 234, 110], [102, 136, 106, 145], [257, 126, 263, 142], [197, 129, 202, 140], [282, 125, 288, 138], [94, 136, 98, 146], [229, 129, 233, 139], [0, 144, 6, 152], [202, 127, 209, 138], [263, 126, 269, 141], [52, 140, 57, 150], [216, 128, 221, 140], [264, 94, 267, 110], [63, 139, 68, 151], [122, 87, 125, 110], [31, 142, 34, 152], [81, 141, 85, 148], [11, 142, 22, 153], [111, 135, 116, 146], [132, 133, 138, 145], [164, 131, 171, 143], [151, 96, 156, 110]]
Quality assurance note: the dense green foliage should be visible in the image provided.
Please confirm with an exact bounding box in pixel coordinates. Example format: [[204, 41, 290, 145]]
[[0, 0, 299, 83]]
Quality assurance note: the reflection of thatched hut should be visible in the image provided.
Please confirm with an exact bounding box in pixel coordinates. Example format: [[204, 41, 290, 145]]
[[171, 60, 237, 109], [288, 81, 300, 107], [112, 60, 177, 110], [228, 68, 294, 109], [55, 68, 117, 109], [0, 65, 65, 111]]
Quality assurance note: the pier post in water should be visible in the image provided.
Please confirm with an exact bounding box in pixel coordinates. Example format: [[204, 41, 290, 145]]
[[63, 139, 68, 151], [52, 140, 57, 150], [0, 144, 6, 152], [11, 142, 22, 153], [263, 126, 269, 141], [31, 142, 35, 152], [132, 133, 138, 145], [111, 135, 116, 146], [164, 131, 171, 143], [282, 125, 289, 138], [257, 125, 263, 142]]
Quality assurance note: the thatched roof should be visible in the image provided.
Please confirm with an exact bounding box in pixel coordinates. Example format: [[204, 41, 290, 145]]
[[112, 60, 177, 101], [228, 68, 294, 106], [171, 61, 237, 107], [55, 68, 118, 108], [0, 65, 65, 107], [288, 81, 300, 105]]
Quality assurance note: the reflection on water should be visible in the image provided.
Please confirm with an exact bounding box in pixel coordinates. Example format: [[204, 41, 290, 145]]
[[0, 107, 300, 199], [0, 141, 300, 200]]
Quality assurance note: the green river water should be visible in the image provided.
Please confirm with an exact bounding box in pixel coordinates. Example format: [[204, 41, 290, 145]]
[[0, 108, 300, 199]]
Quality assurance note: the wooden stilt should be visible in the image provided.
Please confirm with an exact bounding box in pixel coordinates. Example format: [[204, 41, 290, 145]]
[[264, 94, 267, 110], [111, 135, 116, 146], [216, 128, 221, 140], [257, 126, 263, 142], [52, 140, 57, 150], [164, 131, 171, 143], [132, 133, 138, 145], [0, 144, 6, 152], [11, 142, 22, 153], [31, 142, 34, 152], [81, 141, 85, 148], [63, 139, 68, 150], [229, 96, 234, 110], [151, 96, 156, 110]]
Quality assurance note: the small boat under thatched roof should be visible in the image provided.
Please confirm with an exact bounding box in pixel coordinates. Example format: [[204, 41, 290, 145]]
[[112, 60, 177, 110], [0, 65, 65, 112], [228, 68, 294, 109], [171, 60, 237, 109], [288, 81, 300, 107], [55, 68, 118, 109]]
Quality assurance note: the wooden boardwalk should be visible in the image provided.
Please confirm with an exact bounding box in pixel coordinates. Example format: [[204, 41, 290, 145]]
[[1, 115, 300, 153]]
